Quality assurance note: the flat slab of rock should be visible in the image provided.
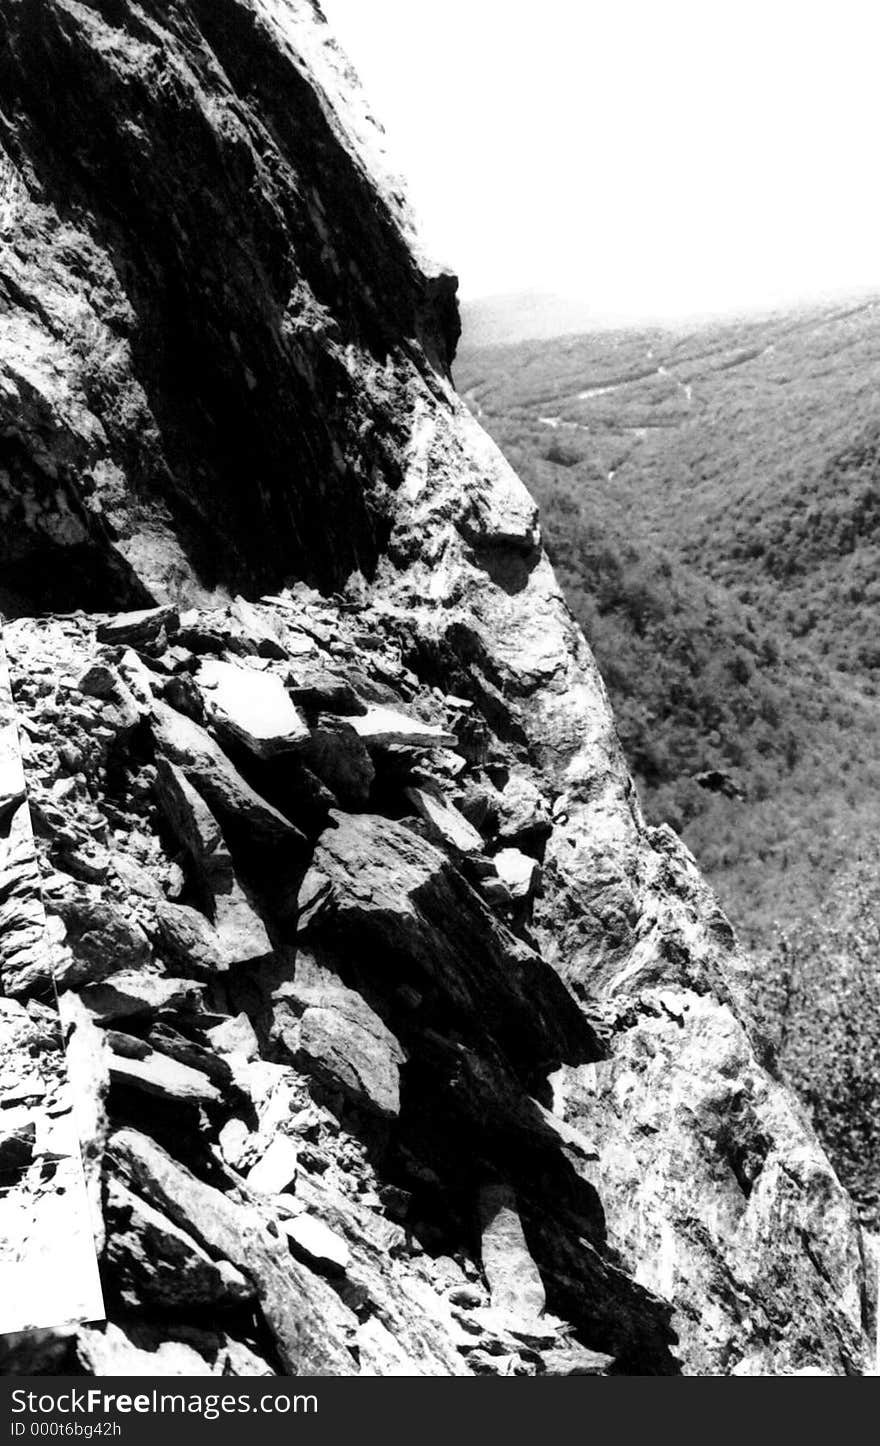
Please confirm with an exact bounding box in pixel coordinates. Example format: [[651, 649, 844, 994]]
[[541, 1345, 615, 1375], [81, 972, 204, 1022], [298, 813, 592, 1081], [155, 755, 226, 863], [281, 1213, 350, 1275], [302, 716, 375, 807], [296, 990, 404, 1119], [349, 706, 456, 750], [108, 1044, 221, 1105], [197, 658, 308, 758], [154, 900, 226, 975], [405, 785, 484, 855], [211, 875, 274, 971], [97, 605, 179, 646]]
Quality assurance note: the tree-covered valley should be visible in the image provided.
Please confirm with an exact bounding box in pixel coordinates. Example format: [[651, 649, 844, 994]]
[[456, 297, 880, 1219]]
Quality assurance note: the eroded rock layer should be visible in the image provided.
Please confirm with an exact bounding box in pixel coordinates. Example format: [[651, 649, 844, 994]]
[[0, 0, 871, 1375]]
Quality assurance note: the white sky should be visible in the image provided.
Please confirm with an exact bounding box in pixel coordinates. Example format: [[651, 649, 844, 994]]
[[320, 0, 880, 321]]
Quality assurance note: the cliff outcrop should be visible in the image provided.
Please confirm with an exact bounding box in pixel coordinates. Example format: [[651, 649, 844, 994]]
[[0, 0, 870, 1375]]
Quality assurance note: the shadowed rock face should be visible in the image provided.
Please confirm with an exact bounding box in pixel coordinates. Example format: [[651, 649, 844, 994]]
[[0, 0, 458, 608], [0, 0, 871, 1377]]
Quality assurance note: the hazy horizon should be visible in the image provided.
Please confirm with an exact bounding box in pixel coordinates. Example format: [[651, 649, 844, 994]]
[[457, 283, 880, 345], [322, 0, 880, 324]]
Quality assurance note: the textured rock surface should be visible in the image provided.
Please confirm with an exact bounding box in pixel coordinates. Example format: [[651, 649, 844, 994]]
[[0, 0, 872, 1377], [0, 643, 104, 1333]]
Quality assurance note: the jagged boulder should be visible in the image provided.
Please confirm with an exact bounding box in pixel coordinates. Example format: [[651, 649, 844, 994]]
[[151, 702, 303, 849], [274, 969, 406, 1120], [196, 658, 309, 759], [154, 757, 273, 967], [106, 1177, 255, 1308], [298, 811, 595, 1079], [109, 1127, 360, 1375]]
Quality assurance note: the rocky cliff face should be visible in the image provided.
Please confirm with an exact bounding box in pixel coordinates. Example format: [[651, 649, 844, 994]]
[[0, 0, 870, 1375]]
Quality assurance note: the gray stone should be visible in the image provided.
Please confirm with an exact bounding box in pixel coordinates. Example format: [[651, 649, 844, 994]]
[[288, 671, 365, 715], [302, 716, 375, 807], [246, 1135, 299, 1195], [80, 972, 204, 1022], [281, 1214, 350, 1274], [298, 813, 591, 1081], [76, 1322, 215, 1377], [275, 969, 405, 1119], [540, 1345, 615, 1375], [152, 700, 303, 847], [492, 847, 540, 902], [108, 1044, 221, 1105], [349, 706, 456, 750], [154, 900, 226, 975], [76, 662, 123, 700], [106, 1177, 255, 1307], [405, 785, 484, 854], [479, 1182, 546, 1324], [197, 658, 309, 758], [154, 758, 273, 967], [53, 893, 151, 988], [96, 606, 179, 647], [496, 773, 552, 843], [110, 1128, 357, 1374], [206, 1012, 260, 1060]]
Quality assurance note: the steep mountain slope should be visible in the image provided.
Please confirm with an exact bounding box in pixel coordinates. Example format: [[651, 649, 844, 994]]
[[456, 306, 880, 1226], [455, 303, 880, 941], [0, 0, 870, 1374]]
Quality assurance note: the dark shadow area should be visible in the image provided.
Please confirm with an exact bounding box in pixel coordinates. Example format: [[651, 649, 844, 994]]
[[374, 1054, 680, 1373], [466, 538, 542, 596], [0, 441, 155, 617]]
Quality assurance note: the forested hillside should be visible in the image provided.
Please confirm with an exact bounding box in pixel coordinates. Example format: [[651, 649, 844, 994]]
[[456, 299, 880, 943], [456, 301, 880, 1218]]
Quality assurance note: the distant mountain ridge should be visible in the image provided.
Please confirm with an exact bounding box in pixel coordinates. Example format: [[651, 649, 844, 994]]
[[459, 291, 617, 348], [459, 286, 880, 353]]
